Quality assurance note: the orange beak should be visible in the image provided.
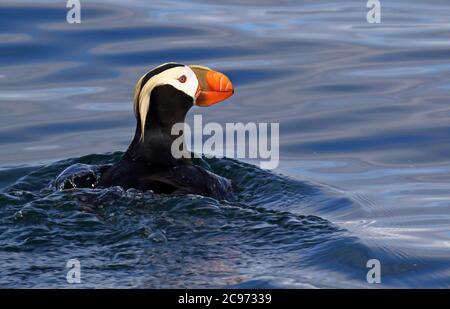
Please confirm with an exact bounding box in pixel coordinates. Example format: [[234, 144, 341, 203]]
[[189, 65, 234, 107]]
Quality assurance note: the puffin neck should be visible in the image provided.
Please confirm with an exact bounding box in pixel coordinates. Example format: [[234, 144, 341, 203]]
[[125, 84, 194, 166]]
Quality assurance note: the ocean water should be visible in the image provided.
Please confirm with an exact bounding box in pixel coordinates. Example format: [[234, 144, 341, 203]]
[[0, 0, 449, 288]]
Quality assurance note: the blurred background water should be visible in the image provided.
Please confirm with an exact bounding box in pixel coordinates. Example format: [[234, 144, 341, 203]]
[[0, 0, 449, 288]]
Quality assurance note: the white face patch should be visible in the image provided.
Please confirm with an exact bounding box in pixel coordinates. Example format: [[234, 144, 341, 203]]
[[134, 65, 199, 141], [163, 66, 199, 99]]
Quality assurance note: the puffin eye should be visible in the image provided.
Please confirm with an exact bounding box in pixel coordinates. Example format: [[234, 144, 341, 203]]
[[178, 75, 187, 83]]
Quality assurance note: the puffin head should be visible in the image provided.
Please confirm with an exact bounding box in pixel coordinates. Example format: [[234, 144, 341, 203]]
[[133, 62, 234, 141]]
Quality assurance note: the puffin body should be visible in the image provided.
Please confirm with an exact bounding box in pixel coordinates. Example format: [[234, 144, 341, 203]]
[[97, 63, 234, 199]]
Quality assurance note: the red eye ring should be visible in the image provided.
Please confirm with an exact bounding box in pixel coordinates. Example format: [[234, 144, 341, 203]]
[[178, 75, 187, 83]]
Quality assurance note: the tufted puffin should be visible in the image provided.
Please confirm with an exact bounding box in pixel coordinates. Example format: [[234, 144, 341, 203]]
[[96, 63, 234, 199]]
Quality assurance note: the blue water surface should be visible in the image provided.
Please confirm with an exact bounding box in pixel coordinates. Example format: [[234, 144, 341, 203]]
[[0, 0, 449, 288]]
